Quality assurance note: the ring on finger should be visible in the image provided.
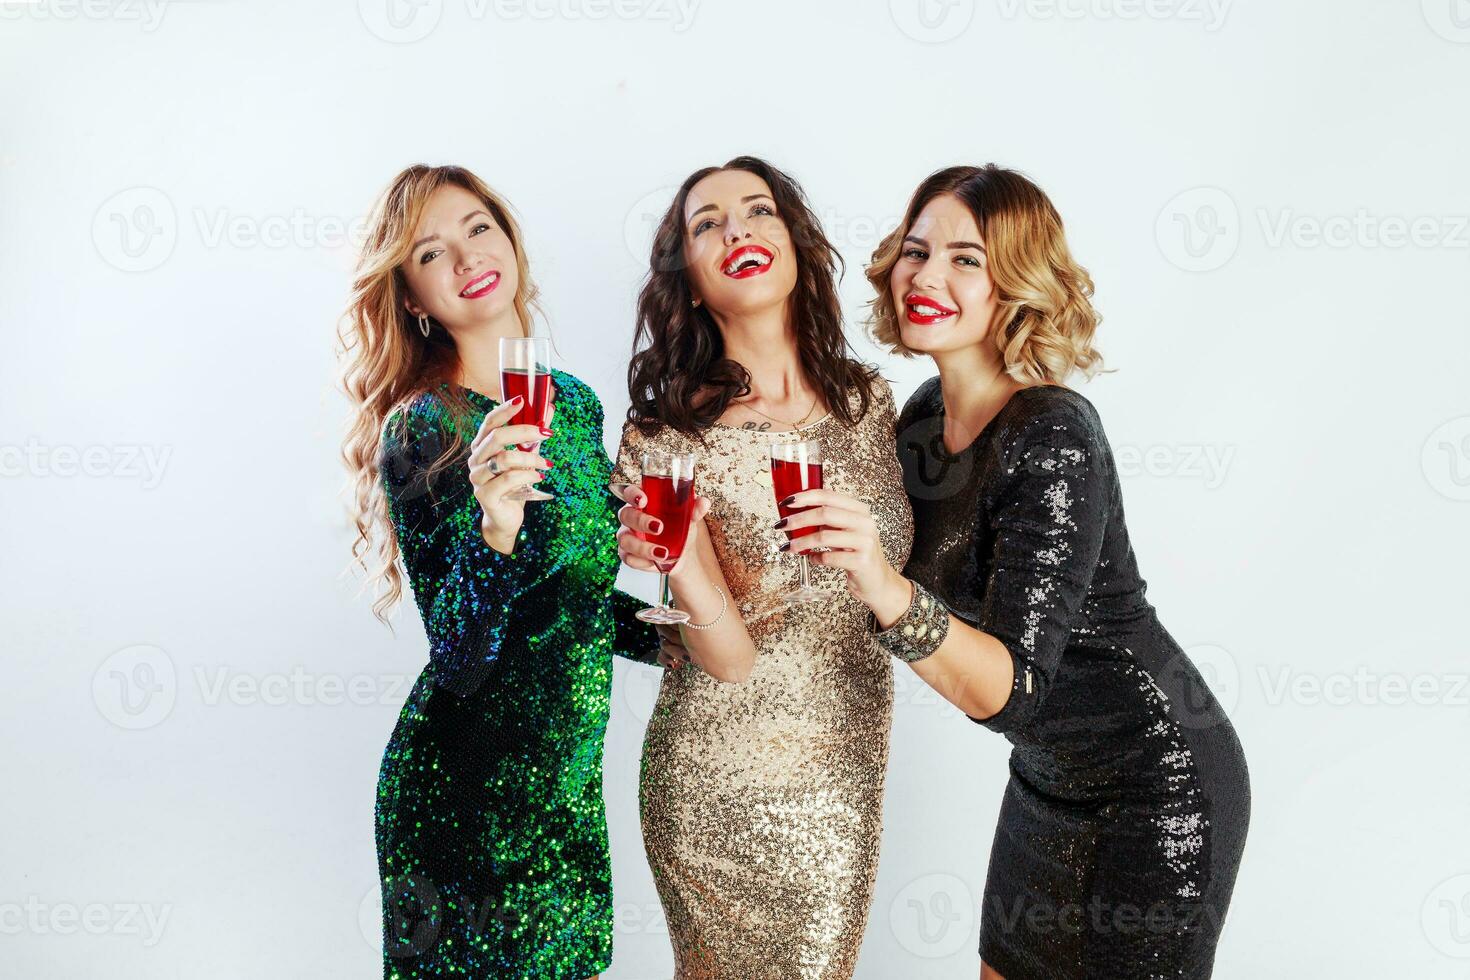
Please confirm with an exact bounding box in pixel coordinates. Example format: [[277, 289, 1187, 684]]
[[487, 456, 501, 476]]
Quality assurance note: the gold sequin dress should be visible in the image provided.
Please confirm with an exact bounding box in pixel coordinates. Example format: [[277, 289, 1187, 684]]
[[613, 382, 914, 980]]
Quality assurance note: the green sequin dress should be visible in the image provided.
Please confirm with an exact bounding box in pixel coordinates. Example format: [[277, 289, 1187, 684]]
[[374, 369, 658, 979]]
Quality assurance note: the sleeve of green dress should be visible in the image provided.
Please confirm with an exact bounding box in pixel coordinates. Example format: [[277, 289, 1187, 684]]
[[610, 588, 662, 666], [608, 417, 664, 667], [381, 401, 542, 697]]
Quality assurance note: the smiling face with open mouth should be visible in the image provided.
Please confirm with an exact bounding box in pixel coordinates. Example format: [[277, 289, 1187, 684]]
[[889, 192, 998, 356], [681, 169, 797, 317], [400, 182, 521, 335]]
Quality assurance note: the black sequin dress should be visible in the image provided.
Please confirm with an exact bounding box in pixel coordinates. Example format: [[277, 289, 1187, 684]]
[[897, 380, 1250, 979]]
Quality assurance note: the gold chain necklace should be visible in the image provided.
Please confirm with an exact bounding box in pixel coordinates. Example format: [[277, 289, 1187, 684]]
[[740, 393, 819, 430]]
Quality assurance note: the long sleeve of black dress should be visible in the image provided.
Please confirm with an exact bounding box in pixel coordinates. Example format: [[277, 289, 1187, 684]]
[[970, 401, 1112, 734]]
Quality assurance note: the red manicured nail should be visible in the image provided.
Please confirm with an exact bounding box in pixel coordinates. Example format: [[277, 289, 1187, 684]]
[[539, 427, 554, 437], [649, 519, 664, 534], [653, 546, 668, 559]]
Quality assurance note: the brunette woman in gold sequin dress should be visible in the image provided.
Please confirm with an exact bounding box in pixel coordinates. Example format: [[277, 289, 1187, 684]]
[[609, 157, 914, 979]]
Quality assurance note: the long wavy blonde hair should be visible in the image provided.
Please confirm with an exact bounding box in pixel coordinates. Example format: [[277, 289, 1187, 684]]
[[337, 164, 541, 624], [866, 164, 1102, 384]]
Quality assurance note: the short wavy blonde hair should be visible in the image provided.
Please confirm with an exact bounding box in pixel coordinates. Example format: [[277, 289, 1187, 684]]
[[866, 164, 1102, 385]]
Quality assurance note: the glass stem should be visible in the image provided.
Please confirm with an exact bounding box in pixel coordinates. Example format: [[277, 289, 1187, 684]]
[[798, 554, 812, 592], [659, 571, 672, 611]]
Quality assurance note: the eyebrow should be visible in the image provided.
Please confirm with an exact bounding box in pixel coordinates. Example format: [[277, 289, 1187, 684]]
[[686, 193, 775, 223], [411, 209, 491, 251], [902, 234, 986, 253]]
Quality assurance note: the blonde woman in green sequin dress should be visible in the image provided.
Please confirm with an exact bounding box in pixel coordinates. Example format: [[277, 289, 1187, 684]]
[[340, 165, 697, 979], [611, 157, 914, 979]]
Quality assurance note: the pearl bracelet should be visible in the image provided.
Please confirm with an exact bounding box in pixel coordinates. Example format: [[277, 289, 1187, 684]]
[[679, 586, 727, 631]]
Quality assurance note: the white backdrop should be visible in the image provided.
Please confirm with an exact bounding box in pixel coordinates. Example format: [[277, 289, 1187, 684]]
[[3, 1, 1468, 976]]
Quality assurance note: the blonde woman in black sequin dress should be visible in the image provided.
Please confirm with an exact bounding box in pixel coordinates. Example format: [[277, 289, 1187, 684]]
[[611, 157, 914, 979], [765, 165, 1251, 979]]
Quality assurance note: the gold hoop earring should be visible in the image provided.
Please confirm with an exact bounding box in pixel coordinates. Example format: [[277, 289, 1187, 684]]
[[418, 313, 431, 337]]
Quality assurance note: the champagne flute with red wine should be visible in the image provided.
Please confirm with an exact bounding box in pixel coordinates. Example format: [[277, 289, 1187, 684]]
[[499, 336, 555, 502], [634, 451, 699, 624], [770, 438, 825, 604]]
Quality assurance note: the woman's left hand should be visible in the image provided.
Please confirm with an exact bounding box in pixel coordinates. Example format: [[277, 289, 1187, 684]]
[[654, 623, 688, 670], [774, 488, 911, 622]]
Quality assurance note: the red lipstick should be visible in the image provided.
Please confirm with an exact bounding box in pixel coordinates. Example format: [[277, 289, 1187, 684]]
[[721, 245, 774, 279], [904, 292, 957, 325], [460, 269, 501, 299]]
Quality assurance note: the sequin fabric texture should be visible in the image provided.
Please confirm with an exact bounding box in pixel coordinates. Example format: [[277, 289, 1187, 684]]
[[897, 380, 1251, 979], [613, 382, 914, 979], [375, 369, 659, 979]]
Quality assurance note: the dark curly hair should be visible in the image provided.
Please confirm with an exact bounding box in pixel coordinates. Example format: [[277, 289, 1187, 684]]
[[626, 155, 878, 436]]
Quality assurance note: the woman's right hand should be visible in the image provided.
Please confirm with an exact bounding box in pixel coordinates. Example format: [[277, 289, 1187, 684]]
[[611, 483, 711, 580], [468, 396, 554, 553]]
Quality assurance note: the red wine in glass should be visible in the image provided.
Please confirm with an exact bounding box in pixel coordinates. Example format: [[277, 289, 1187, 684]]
[[635, 452, 698, 625], [499, 336, 554, 502], [769, 439, 825, 604], [500, 369, 552, 430]]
